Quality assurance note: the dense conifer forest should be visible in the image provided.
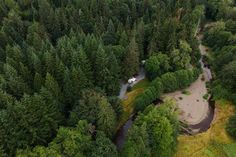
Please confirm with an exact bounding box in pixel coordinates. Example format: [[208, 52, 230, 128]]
[[0, 0, 235, 157]]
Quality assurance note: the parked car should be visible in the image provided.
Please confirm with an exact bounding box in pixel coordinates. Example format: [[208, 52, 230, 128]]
[[128, 77, 137, 84], [141, 60, 146, 65]]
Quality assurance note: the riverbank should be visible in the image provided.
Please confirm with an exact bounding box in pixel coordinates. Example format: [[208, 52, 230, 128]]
[[162, 72, 210, 126], [115, 21, 216, 150], [163, 32, 212, 126], [174, 100, 235, 157]]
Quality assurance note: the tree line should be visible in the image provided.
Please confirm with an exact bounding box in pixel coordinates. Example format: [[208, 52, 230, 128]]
[[134, 68, 200, 111]]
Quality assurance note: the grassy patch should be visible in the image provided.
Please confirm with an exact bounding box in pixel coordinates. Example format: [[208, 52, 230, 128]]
[[131, 79, 150, 90], [182, 90, 191, 95], [116, 88, 144, 129], [223, 143, 236, 157], [174, 100, 235, 157]]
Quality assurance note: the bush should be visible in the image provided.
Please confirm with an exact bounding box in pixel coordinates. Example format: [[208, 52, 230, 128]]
[[226, 114, 236, 139], [203, 93, 209, 100], [161, 73, 178, 92], [134, 87, 159, 111], [175, 70, 190, 89], [182, 90, 191, 95], [151, 78, 163, 97]]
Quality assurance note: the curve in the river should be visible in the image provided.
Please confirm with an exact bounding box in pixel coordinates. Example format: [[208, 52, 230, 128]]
[[188, 98, 215, 134], [115, 24, 215, 148]]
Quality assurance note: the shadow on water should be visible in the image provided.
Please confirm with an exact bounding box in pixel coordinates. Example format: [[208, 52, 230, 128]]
[[188, 97, 215, 134], [113, 114, 136, 150]]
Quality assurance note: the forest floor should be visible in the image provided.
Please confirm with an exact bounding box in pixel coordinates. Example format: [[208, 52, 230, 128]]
[[174, 100, 235, 157]]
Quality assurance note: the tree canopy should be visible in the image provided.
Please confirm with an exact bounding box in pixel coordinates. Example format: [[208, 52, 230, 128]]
[[0, 0, 205, 156]]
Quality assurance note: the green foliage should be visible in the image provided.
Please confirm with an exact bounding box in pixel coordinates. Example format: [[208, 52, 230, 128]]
[[16, 121, 118, 157], [226, 114, 236, 139], [203, 93, 210, 100], [204, 4, 236, 155], [69, 90, 117, 137], [204, 21, 233, 50], [205, 0, 231, 20], [121, 124, 151, 157], [91, 132, 118, 157], [145, 53, 171, 80], [170, 40, 192, 70], [122, 101, 179, 157], [131, 79, 150, 90], [182, 90, 191, 95], [97, 97, 117, 137], [0, 89, 62, 155], [0, 0, 206, 155], [122, 36, 140, 79], [161, 73, 179, 92], [134, 69, 199, 111], [108, 96, 124, 119], [223, 143, 236, 157]]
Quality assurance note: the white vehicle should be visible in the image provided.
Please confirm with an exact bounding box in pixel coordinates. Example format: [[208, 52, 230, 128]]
[[128, 77, 137, 84], [141, 60, 146, 65]]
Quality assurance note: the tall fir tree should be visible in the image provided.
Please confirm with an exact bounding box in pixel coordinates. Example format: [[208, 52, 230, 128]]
[[123, 36, 140, 79]]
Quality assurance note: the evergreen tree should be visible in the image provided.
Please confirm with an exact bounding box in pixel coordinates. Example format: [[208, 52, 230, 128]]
[[91, 132, 118, 157], [0, 90, 14, 109], [94, 44, 110, 90], [123, 36, 140, 79], [106, 52, 120, 95], [136, 19, 145, 59], [44, 73, 63, 104], [62, 68, 74, 108], [121, 124, 151, 157], [26, 22, 48, 50], [72, 47, 93, 84], [0, 90, 62, 155], [33, 72, 44, 92], [3, 63, 31, 99], [97, 97, 117, 137], [71, 66, 89, 99], [2, 10, 25, 45], [119, 31, 129, 48], [103, 19, 117, 45]]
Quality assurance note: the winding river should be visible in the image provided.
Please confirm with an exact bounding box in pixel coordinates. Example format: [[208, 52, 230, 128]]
[[114, 24, 215, 148]]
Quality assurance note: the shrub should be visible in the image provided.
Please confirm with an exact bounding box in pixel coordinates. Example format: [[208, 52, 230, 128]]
[[161, 73, 178, 92], [175, 70, 189, 89], [203, 93, 209, 100], [226, 114, 236, 139], [182, 90, 191, 95]]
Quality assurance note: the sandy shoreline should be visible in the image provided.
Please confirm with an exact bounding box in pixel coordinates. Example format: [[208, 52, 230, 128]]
[[163, 73, 209, 125]]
